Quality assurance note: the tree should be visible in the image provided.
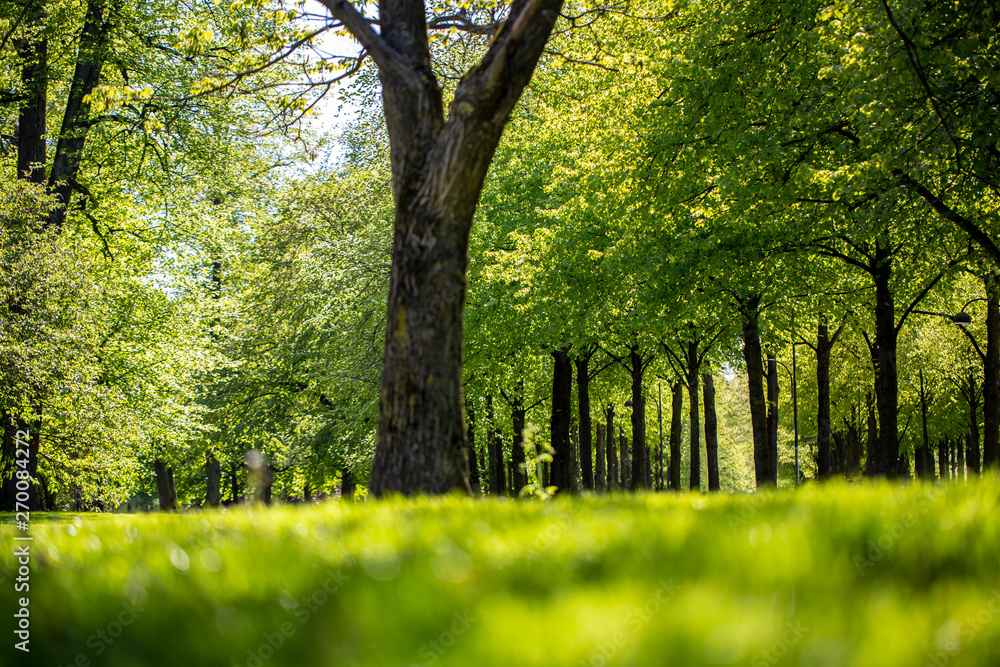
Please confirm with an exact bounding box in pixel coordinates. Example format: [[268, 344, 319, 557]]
[[312, 0, 565, 495]]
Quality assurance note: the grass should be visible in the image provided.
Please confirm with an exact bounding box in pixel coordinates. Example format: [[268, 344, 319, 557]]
[[2, 479, 999, 667]]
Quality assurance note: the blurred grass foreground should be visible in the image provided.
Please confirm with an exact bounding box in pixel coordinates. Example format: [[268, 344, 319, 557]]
[[2, 479, 999, 667]]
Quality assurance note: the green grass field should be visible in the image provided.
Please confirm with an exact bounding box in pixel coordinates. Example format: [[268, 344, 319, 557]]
[[3, 480, 999, 667]]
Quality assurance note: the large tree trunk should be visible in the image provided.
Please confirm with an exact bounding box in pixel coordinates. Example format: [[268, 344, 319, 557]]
[[687, 342, 701, 491], [703, 373, 720, 491], [984, 278, 1000, 469], [46, 0, 117, 230], [550, 348, 574, 493], [154, 459, 178, 511], [816, 321, 834, 479], [206, 452, 222, 507], [872, 242, 899, 477], [338, 0, 564, 497], [742, 298, 770, 487], [669, 383, 683, 491], [595, 424, 606, 493], [575, 358, 594, 490], [0, 1, 47, 512], [16, 0, 48, 185], [629, 350, 648, 490], [766, 351, 779, 484]]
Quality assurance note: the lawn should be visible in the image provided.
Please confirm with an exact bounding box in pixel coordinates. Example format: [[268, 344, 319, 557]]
[[3, 479, 999, 667]]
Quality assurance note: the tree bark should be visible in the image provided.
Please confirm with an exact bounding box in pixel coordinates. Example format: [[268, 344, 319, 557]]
[[575, 358, 593, 490], [595, 423, 606, 493], [687, 342, 701, 491], [550, 348, 574, 493], [328, 0, 564, 497], [703, 373, 720, 491], [766, 351, 779, 485], [741, 297, 769, 487], [669, 382, 683, 491]]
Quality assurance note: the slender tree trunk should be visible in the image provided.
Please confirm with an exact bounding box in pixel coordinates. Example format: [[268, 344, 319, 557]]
[[938, 439, 946, 480], [341, 469, 355, 502], [703, 373, 720, 491], [669, 383, 683, 491], [550, 348, 574, 493], [629, 350, 648, 490], [950, 438, 957, 479], [984, 277, 1000, 469], [206, 452, 222, 507], [466, 396, 481, 494], [966, 373, 978, 478], [846, 411, 862, 478], [512, 399, 527, 495], [486, 394, 499, 494], [571, 423, 580, 493], [865, 393, 880, 476], [605, 406, 619, 490], [229, 462, 240, 503], [687, 342, 701, 491], [619, 432, 629, 490], [766, 351, 779, 485], [343, 0, 564, 497], [595, 424, 606, 493], [817, 321, 834, 479], [575, 358, 594, 490], [873, 243, 899, 477], [742, 299, 769, 487], [917, 370, 933, 480]]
